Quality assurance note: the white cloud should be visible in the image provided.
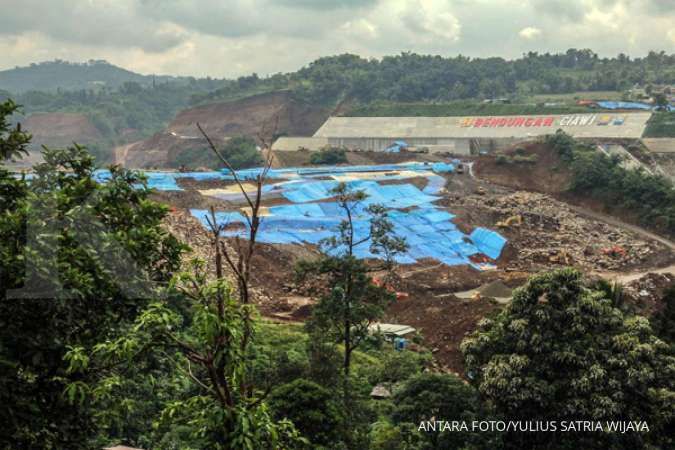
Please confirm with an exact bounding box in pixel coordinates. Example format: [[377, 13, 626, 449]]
[[519, 27, 542, 40], [668, 29, 675, 44], [398, 0, 461, 44]]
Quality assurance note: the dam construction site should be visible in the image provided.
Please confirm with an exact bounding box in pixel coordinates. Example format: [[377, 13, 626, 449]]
[[133, 116, 675, 374]]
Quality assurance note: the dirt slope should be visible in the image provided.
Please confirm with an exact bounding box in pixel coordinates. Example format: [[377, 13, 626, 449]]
[[118, 91, 329, 168], [24, 112, 101, 146], [473, 142, 571, 193], [8, 112, 102, 169]]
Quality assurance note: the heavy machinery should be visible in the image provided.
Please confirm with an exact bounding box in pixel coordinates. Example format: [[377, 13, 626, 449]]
[[496, 215, 523, 228]]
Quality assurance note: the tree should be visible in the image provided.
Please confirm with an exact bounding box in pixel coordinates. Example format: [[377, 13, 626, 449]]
[[391, 373, 489, 450], [544, 129, 576, 160], [651, 285, 675, 350], [220, 136, 262, 169], [309, 147, 348, 165], [0, 98, 185, 449], [461, 268, 675, 450], [68, 122, 306, 449], [297, 182, 407, 444], [0, 99, 30, 161], [654, 93, 669, 110], [300, 183, 407, 379], [268, 379, 343, 448]]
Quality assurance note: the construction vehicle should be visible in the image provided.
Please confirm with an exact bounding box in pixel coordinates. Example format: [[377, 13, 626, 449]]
[[496, 215, 523, 228], [549, 249, 571, 265], [373, 276, 408, 301]]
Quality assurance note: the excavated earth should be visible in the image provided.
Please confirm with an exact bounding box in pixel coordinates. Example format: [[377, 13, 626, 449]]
[[116, 91, 329, 168], [156, 156, 675, 374]]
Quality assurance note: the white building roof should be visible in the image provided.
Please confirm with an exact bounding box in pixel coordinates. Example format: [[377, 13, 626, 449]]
[[313, 113, 652, 140], [369, 323, 416, 336]]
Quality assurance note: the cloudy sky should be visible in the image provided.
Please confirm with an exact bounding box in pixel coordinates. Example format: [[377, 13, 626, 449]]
[[0, 0, 673, 77]]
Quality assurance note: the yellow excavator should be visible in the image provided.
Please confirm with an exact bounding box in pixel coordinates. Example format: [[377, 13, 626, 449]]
[[496, 215, 523, 229]]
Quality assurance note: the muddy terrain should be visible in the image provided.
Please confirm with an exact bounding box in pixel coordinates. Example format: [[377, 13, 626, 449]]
[[153, 151, 675, 374]]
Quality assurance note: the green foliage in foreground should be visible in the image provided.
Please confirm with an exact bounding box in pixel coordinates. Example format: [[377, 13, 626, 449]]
[[73, 269, 306, 450], [391, 373, 496, 449], [0, 100, 185, 449], [651, 286, 675, 352], [268, 379, 344, 447], [462, 268, 675, 450]]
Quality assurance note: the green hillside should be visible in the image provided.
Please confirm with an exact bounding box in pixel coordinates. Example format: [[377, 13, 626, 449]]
[[0, 60, 189, 93], [4, 48, 675, 164]]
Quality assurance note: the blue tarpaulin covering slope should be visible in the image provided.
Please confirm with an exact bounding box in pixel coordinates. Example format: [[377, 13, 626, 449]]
[[189, 174, 508, 269], [92, 162, 454, 191], [93, 162, 505, 268]]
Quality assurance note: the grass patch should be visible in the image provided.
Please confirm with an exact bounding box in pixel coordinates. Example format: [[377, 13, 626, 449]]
[[347, 100, 590, 117], [644, 112, 675, 138]]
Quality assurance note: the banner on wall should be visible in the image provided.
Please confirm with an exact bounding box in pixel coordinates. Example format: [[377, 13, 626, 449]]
[[458, 114, 626, 128]]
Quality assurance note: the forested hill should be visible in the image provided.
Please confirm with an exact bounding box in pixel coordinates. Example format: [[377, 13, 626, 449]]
[[5, 49, 675, 102], [194, 49, 675, 105], [3, 49, 675, 164], [0, 60, 189, 93]]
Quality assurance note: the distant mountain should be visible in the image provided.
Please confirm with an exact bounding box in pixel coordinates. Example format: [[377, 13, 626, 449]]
[[0, 60, 187, 93]]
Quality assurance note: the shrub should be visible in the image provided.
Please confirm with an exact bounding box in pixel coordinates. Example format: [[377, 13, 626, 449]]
[[310, 147, 347, 165], [545, 129, 576, 160], [268, 379, 343, 447], [512, 153, 538, 164]]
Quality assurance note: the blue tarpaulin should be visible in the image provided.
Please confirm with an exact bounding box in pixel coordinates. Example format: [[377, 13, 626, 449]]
[[94, 162, 508, 268], [384, 140, 409, 153], [90, 162, 454, 192], [596, 101, 673, 112], [432, 162, 454, 173], [470, 227, 507, 260], [597, 101, 652, 110], [189, 174, 508, 269]]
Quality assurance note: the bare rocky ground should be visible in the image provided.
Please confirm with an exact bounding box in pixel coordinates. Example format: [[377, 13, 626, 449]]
[[156, 157, 675, 374]]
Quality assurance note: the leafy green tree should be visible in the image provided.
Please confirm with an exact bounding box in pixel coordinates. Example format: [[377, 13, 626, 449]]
[[300, 183, 407, 380], [369, 421, 426, 450], [67, 139, 305, 449], [375, 350, 430, 384], [268, 379, 343, 447], [0, 99, 30, 161], [391, 373, 488, 450], [310, 147, 348, 165], [654, 93, 669, 110], [73, 261, 303, 449], [221, 136, 262, 169], [544, 129, 577, 160], [462, 268, 675, 450], [297, 182, 407, 446], [0, 99, 184, 449], [651, 285, 675, 350]]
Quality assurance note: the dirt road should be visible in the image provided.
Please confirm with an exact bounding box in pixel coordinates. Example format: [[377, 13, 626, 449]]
[[567, 204, 675, 251], [566, 204, 675, 281], [467, 159, 675, 284]]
